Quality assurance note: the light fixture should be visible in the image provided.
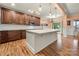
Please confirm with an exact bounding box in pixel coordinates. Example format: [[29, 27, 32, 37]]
[[11, 3, 15, 6], [49, 13, 52, 16], [35, 11, 40, 15], [38, 4, 42, 12], [46, 4, 58, 19], [49, 6, 52, 16], [28, 9, 33, 13], [27, 4, 42, 15]]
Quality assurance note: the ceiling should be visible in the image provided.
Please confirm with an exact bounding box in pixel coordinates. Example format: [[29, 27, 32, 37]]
[[0, 3, 63, 18], [59, 3, 79, 16], [0, 3, 79, 18]]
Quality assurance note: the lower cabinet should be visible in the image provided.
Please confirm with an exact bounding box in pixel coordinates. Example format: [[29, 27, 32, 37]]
[[0, 30, 26, 44], [21, 30, 26, 39], [7, 31, 21, 42], [1, 31, 8, 43], [0, 32, 2, 43]]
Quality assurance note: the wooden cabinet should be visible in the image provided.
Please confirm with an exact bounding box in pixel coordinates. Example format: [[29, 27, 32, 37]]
[[1, 8, 13, 24], [24, 14, 29, 25], [0, 30, 26, 43], [0, 31, 8, 43], [19, 13, 25, 24], [15, 12, 20, 24], [0, 32, 1, 37], [21, 30, 26, 39], [7, 31, 21, 41], [1, 7, 40, 25], [0, 32, 1, 43], [0, 31, 22, 43], [31, 16, 40, 25], [0, 7, 40, 44], [0, 8, 1, 24], [1, 8, 25, 24], [29, 16, 40, 25], [15, 12, 25, 24], [34, 17, 40, 25]]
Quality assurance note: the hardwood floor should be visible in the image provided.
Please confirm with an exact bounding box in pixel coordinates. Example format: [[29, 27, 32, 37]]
[[0, 36, 79, 56]]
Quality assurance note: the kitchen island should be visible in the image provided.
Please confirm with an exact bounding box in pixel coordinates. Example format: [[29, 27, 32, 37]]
[[26, 29, 60, 54], [0, 24, 60, 54]]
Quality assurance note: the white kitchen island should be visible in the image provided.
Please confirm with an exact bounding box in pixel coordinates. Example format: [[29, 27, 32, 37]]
[[26, 29, 60, 54]]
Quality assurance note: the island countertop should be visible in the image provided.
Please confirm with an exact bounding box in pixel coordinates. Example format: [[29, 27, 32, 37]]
[[26, 29, 59, 34]]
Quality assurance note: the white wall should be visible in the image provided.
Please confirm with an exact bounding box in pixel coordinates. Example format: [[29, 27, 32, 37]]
[[66, 20, 75, 36]]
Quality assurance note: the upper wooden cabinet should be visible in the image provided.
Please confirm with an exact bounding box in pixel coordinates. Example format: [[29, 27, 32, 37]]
[[29, 16, 40, 25], [19, 13, 25, 24], [34, 17, 40, 25], [0, 8, 1, 24], [1, 8, 14, 24], [0, 32, 1, 42], [24, 14, 30, 25], [1, 7, 40, 25], [15, 12, 21, 24]]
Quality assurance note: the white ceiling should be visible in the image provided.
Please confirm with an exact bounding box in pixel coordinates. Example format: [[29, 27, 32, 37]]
[[59, 3, 79, 16], [1, 3, 79, 18], [66, 3, 79, 16], [0, 3, 63, 18]]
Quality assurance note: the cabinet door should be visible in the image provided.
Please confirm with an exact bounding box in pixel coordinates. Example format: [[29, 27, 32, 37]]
[[24, 15, 29, 25], [1, 8, 13, 24], [15, 12, 25, 24], [19, 13, 25, 24], [1, 31, 8, 43], [0, 31, 22, 43], [21, 30, 26, 39], [34, 17, 40, 25], [0, 32, 1, 43], [0, 32, 1, 37], [7, 31, 21, 41], [15, 12, 20, 24], [0, 8, 1, 24]]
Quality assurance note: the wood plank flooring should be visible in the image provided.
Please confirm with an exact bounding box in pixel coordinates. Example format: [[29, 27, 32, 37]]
[[0, 36, 79, 56]]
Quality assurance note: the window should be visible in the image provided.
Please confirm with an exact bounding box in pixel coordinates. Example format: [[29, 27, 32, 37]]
[[73, 20, 79, 28]]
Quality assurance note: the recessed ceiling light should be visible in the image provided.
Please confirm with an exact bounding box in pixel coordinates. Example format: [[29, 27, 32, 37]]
[[11, 3, 15, 6]]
